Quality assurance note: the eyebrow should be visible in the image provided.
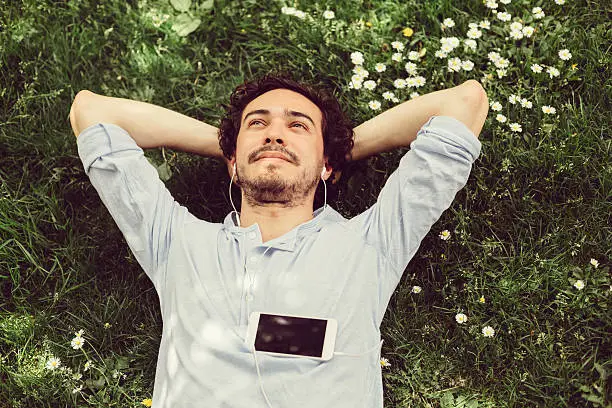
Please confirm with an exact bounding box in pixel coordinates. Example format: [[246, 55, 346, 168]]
[[242, 109, 317, 129]]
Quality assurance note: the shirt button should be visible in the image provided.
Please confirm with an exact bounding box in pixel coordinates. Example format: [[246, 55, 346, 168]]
[[247, 231, 257, 240], [249, 255, 258, 263]]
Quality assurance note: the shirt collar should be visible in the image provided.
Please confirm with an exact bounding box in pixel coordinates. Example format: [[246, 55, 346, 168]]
[[222, 205, 341, 251]]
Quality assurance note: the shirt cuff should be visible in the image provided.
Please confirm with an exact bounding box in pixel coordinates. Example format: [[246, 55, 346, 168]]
[[416, 115, 482, 162], [76, 123, 142, 172]]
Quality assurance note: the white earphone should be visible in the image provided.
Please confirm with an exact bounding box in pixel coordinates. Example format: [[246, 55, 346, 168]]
[[321, 166, 326, 179]]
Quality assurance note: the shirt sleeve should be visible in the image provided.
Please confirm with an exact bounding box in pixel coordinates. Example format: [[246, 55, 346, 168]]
[[348, 115, 482, 281], [77, 123, 185, 290]]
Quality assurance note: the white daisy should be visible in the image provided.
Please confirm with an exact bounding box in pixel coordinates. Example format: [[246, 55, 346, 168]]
[[461, 60, 474, 71], [435, 50, 448, 58], [382, 91, 395, 100], [414, 76, 426, 87], [546, 66, 560, 78], [509, 30, 524, 40], [494, 58, 509, 69], [71, 336, 85, 350], [412, 285, 423, 294], [393, 78, 407, 89], [479, 20, 491, 30], [555, 0, 565, 4], [496, 68, 507, 78], [405, 62, 418, 75], [448, 57, 462, 72], [353, 65, 369, 78], [368, 100, 381, 110], [531, 63, 543, 73], [439, 230, 451, 240], [464, 39, 477, 51], [363, 80, 377, 90], [590, 259, 599, 268], [573, 280, 585, 290], [46, 357, 62, 370], [497, 12, 512, 22], [408, 51, 420, 61], [532, 7, 545, 19], [542, 105, 557, 114], [558, 49, 572, 61], [510, 22, 523, 31], [496, 114, 507, 123], [375, 63, 387, 72], [466, 27, 482, 39], [490, 101, 503, 111], [441, 43, 454, 53], [323, 10, 335, 20], [410, 91, 420, 99], [508, 94, 520, 104], [442, 18, 456, 29], [509, 122, 522, 132], [485, 0, 498, 9], [380, 357, 391, 367], [520, 98, 533, 109], [455, 313, 468, 324], [482, 326, 495, 337], [488, 51, 501, 63], [522, 26, 535, 37], [500, 0, 511, 4], [351, 51, 364, 65], [392, 52, 403, 62], [391, 41, 405, 51]]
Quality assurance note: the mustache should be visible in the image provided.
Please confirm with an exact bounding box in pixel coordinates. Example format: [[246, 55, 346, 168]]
[[248, 146, 298, 164]]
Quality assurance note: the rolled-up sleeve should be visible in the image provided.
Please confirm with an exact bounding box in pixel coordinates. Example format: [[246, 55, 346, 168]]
[[77, 123, 183, 290], [349, 115, 482, 288]]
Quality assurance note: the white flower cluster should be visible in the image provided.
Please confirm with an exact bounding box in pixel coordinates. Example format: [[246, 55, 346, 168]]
[[484, 0, 499, 10], [281, 6, 307, 19], [507, 22, 535, 40], [448, 57, 475, 72], [487, 51, 510, 78], [436, 37, 462, 58]]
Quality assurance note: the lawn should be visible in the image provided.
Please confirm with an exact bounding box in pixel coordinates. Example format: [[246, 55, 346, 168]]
[[0, 0, 610, 407]]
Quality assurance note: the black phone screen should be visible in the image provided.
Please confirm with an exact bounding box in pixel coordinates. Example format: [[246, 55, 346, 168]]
[[255, 313, 328, 357]]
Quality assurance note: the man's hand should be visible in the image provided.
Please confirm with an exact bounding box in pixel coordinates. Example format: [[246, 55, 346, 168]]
[[70, 90, 224, 159], [350, 80, 488, 162]]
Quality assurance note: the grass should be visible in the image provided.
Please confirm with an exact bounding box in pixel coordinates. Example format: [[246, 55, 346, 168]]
[[0, 0, 610, 406]]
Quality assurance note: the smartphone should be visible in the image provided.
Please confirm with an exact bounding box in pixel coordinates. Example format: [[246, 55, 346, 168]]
[[245, 312, 338, 361]]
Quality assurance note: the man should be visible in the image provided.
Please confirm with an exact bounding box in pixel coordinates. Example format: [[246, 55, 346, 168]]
[[70, 74, 488, 407]]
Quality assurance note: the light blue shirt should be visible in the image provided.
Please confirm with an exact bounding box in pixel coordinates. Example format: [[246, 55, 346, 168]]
[[77, 115, 481, 407]]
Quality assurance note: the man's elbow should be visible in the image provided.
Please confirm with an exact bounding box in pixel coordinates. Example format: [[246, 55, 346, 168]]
[[441, 80, 488, 138], [461, 80, 489, 137], [70, 90, 95, 138]]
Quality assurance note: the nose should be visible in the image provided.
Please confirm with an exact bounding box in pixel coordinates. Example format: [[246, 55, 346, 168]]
[[264, 121, 286, 146]]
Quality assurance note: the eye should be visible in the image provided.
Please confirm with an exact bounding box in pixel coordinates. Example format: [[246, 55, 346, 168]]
[[291, 122, 308, 130], [249, 119, 265, 127]]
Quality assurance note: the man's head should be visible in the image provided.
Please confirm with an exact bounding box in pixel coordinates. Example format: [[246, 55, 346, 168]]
[[218, 74, 354, 207]]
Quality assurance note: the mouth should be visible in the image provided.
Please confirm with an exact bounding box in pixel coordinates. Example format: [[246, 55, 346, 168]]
[[256, 152, 292, 163]]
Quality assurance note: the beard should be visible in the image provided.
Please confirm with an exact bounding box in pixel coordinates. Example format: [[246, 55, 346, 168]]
[[237, 162, 320, 208]]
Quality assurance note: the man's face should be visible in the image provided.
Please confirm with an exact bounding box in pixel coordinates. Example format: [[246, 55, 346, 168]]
[[232, 88, 326, 207]]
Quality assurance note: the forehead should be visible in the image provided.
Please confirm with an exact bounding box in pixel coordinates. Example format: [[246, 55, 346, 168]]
[[242, 89, 323, 126]]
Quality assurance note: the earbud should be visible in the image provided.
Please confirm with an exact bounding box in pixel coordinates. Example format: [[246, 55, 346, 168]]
[[320, 166, 326, 179], [233, 162, 237, 176]]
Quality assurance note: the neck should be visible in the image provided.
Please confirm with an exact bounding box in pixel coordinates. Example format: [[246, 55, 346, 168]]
[[238, 197, 316, 243]]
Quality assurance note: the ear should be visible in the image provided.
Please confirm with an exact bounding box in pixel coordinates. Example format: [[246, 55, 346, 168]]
[[321, 159, 333, 181], [226, 157, 235, 179]]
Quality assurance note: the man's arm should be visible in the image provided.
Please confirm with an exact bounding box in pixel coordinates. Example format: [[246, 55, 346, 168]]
[[351, 80, 488, 161], [70, 90, 224, 158]]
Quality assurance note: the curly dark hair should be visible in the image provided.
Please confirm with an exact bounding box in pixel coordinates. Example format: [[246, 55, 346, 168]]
[[218, 73, 354, 172]]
